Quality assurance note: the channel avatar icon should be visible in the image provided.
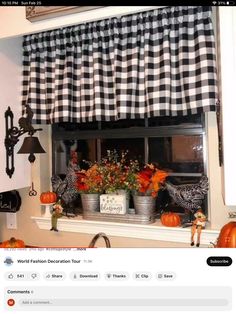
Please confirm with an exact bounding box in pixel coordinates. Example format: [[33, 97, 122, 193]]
[[4, 257, 14, 266]]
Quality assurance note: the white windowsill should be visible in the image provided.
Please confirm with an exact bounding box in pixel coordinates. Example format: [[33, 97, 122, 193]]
[[31, 216, 220, 245]]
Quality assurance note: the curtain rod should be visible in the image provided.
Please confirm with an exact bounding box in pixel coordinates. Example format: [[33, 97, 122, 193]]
[[23, 6, 165, 37]]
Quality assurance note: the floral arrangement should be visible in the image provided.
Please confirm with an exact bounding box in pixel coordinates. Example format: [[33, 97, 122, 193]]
[[135, 163, 168, 197], [99, 150, 139, 193], [76, 164, 103, 194], [75, 150, 167, 197], [75, 150, 139, 194]]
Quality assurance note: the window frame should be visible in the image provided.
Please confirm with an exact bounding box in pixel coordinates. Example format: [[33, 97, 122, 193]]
[[51, 115, 208, 217], [52, 116, 207, 177]]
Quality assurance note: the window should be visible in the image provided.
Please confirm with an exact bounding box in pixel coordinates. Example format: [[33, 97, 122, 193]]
[[52, 114, 207, 218]]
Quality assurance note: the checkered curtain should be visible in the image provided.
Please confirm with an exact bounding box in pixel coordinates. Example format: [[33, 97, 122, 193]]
[[22, 6, 217, 124]]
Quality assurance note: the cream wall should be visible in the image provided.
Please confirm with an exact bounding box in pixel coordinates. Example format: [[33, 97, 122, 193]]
[[217, 7, 236, 205], [0, 37, 30, 192], [206, 113, 236, 227], [0, 6, 160, 39], [0, 6, 235, 248]]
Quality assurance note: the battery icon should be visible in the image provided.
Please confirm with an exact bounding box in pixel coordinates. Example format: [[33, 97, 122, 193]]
[[226, 1, 235, 4]]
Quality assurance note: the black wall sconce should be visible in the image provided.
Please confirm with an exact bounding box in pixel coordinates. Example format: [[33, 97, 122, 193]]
[[5, 105, 46, 178]]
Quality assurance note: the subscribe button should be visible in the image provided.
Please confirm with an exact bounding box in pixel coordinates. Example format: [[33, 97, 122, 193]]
[[207, 256, 232, 267]]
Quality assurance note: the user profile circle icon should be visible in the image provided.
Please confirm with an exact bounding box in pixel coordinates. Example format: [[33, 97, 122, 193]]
[[7, 299, 15, 307]]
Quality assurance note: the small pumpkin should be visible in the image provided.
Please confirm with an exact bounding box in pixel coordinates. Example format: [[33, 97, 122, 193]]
[[161, 212, 181, 227], [40, 191, 57, 204], [216, 221, 236, 248], [0, 237, 25, 248]]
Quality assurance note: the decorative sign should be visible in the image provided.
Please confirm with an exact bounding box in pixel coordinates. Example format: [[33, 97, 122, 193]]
[[0, 190, 21, 213], [100, 194, 126, 215]]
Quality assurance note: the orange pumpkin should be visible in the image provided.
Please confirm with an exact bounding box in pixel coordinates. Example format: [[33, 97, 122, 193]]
[[216, 222, 236, 248], [0, 237, 25, 248], [161, 212, 181, 227], [40, 191, 57, 204]]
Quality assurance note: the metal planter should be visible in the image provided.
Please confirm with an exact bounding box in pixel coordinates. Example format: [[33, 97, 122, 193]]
[[133, 195, 156, 216], [81, 193, 100, 213]]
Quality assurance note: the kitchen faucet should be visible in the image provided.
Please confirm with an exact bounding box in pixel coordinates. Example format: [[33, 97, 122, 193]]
[[88, 232, 111, 248]]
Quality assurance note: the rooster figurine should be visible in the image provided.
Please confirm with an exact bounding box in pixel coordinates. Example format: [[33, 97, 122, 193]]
[[164, 175, 209, 225], [51, 151, 80, 216]]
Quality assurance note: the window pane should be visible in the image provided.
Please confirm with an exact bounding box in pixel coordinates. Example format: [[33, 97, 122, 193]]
[[149, 135, 203, 173], [101, 138, 144, 163], [54, 139, 97, 175]]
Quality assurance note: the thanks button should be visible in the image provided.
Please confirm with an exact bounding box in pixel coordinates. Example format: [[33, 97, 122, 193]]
[[207, 256, 232, 266]]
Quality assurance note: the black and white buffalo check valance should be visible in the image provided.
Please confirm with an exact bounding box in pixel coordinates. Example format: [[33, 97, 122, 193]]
[[22, 6, 218, 124]]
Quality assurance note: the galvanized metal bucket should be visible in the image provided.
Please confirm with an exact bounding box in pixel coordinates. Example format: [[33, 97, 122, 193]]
[[133, 195, 156, 216], [81, 193, 100, 213]]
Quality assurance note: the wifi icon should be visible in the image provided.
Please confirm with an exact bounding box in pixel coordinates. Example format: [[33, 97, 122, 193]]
[[212, 1, 217, 4]]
